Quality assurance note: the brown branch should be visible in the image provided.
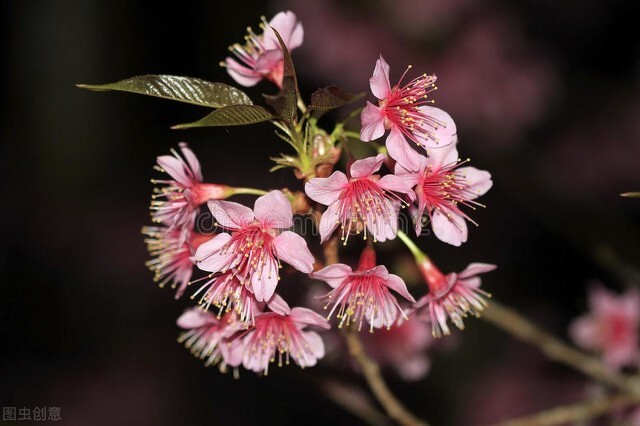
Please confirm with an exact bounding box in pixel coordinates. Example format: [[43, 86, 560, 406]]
[[490, 392, 640, 426], [482, 300, 640, 395], [344, 328, 428, 426]]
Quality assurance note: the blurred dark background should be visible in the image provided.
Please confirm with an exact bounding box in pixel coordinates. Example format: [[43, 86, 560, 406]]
[[1, 1, 639, 425]]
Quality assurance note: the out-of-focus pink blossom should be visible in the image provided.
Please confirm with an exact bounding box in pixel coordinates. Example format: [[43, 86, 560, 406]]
[[361, 55, 456, 171], [413, 259, 496, 337], [177, 308, 244, 371], [150, 143, 232, 231], [223, 11, 303, 88], [569, 286, 640, 369], [141, 226, 213, 299], [194, 190, 314, 302], [395, 143, 492, 246], [241, 297, 329, 375], [305, 154, 414, 244], [311, 247, 416, 332], [360, 315, 433, 381]]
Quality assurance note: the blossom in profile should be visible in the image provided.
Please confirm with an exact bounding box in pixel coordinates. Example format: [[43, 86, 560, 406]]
[[569, 286, 640, 369], [223, 11, 303, 88], [177, 308, 244, 372], [142, 226, 214, 299], [311, 247, 415, 332], [194, 190, 314, 302], [241, 297, 330, 375], [305, 154, 414, 244], [413, 259, 496, 338], [360, 55, 457, 171], [150, 143, 232, 230], [395, 143, 492, 246]]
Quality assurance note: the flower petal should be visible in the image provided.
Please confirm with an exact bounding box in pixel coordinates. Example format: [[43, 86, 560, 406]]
[[178, 142, 202, 182], [458, 263, 497, 279], [266, 293, 291, 315], [251, 261, 279, 302], [297, 331, 325, 366], [426, 140, 458, 169], [386, 127, 422, 172], [360, 102, 386, 141], [291, 307, 331, 329], [318, 202, 340, 243], [378, 174, 415, 200], [254, 49, 284, 74], [254, 190, 293, 229], [264, 11, 303, 50], [418, 106, 457, 148], [457, 167, 493, 199], [350, 154, 386, 179], [305, 171, 348, 205], [310, 263, 353, 288], [431, 209, 468, 246], [386, 274, 416, 303], [177, 308, 214, 329], [208, 200, 255, 230], [157, 155, 192, 187], [273, 231, 315, 273], [370, 55, 391, 100], [193, 233, 235, 273], [224, 57, 263, 87]]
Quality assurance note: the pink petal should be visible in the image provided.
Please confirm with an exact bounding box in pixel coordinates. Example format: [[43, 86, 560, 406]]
[[457, 167, 493, 199], [386, 127, 422, 172], [378, 174, 415, 200], [431, 209, 468, 246], [426, 140, 458, 169], [418, 106, 457, 148], [254, 49, 283, 74], [569, 317, 599, 350], [273, 231, 315, 273], [264, 11, 303, 50], [367, 200, 399, 242], [458, 263, 497, 279], [291, 307, 331, 329], [350, 154, 386, 179], [360, 102, 386, 141], [385, 274, 416, 303], [393, 161, 424, 188], [193, 233, 235, 273], [266, 293, 291, 315], [178, 142, 202, 182], [208, 200, 255, 230], [310, 263, 353, 288], [176, 308, 214, 329], [305, 171, 348, 206], [299, 331, 325, 365], [369, 55, 391, 100], [251, 261, 279, 302], [157, 155, 191, 187], [318, 202, 340, 243], [254, 190, 293, 229], [221, 338, 244, 367], [397, 355, 430, 381], [224, 57, 263, 87]]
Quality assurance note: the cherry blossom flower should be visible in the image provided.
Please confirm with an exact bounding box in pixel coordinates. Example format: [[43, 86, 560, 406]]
[[241, 297, 330, 374], [569, 286, 640, 369], [395, 143, 492, 246], [194, 191, 314, 302], [305, 154, 414, 244], [311, 247, 415, 331], [360, 315, 433, 381], [141, 226, 214, 299], [150, 143, 232, 231], [177, 308, 244, 372], [413, 259, 496, 338], [223, 11, 303, 88], [360, 55, 457, 171]]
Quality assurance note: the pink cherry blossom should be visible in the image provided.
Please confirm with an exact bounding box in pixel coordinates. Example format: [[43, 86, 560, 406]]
[[569, 286, 640, 369], [305, 154, 414, 244], [395, 143, 492, 246], [311, 247, 416, 332], [150, 143, 232, 231], [241, 298, 330, 375], [360, 315, 433, 381], [413, 259, 496, 338], [194, 190, 315, 302], [360, 55, 457, 171], [177, 308, 244, 372], [141, 226, 213, 299], [223, 11, 303, 88]]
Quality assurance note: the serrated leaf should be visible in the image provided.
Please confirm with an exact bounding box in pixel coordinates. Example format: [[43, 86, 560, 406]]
[[171, 105, 274, 129], [77, 75, 252, 108], [310, 86, 364, 111], [269, 27, 298, 124]]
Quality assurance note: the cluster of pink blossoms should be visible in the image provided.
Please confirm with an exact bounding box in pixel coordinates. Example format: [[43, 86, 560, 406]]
[[136, 9, 497, 376]]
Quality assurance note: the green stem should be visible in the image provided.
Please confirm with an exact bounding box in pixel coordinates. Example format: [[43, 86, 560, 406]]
[[297, 95, 307, 115], [342, 131, 361, 140], [396, 230, 427, 263], [232, 187, 269, 196]]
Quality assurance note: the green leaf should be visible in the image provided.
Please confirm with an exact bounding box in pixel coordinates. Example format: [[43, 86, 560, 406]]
[[268, 27, 298, 124], [310, 86, 364, 111], [77, 75, 252, 108], [171, 105, 274, 129]]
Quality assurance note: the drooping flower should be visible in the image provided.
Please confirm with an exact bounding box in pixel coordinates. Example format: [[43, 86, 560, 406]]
[[241, 297, 330, 375], [141, 226, 214, 299], [305, 154, 414, 244], [395, 143, 492, 246], [311, 247, 416, 332], [413, 259, 496, 338], [223, 11, 303, 88], [569, 285, 640, 369], [360, 55, 457, 171], [177, 308, 244, 372], [150, 143, 233, 230], [194, 190, 315, 302]]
